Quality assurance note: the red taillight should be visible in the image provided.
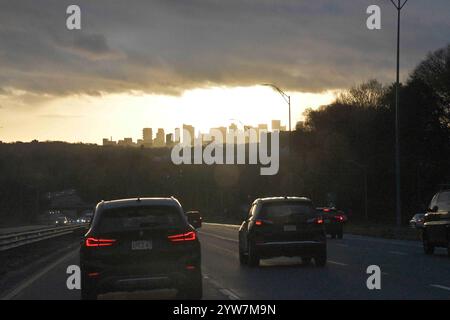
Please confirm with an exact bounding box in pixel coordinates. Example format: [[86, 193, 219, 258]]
[[168, 231, 197, 242], [85, 237, 116, 247], [255, 220, 263, 226], [335, 215, 344, 222], [323, 208, 331, 212], [316, 217, 324, 224], [87, 272, 100, 277]]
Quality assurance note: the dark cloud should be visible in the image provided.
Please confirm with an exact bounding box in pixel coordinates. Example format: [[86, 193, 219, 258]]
[[0, 0, 449, 98]]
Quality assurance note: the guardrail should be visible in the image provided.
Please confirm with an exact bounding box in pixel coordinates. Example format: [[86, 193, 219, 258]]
[[0, 224, 88, 252]]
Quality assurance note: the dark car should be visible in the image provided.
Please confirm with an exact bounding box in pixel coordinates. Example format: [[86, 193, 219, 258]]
[[185, 210, 202, 229], [422, 190, 450, 256], [316, 207, 347, 239], [80, 197, 202, 300], [409, 213, 425, 229], [238, 197, 327, 267]]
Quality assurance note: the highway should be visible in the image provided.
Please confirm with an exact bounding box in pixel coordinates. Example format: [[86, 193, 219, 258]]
[[3, 223, 450, 300]]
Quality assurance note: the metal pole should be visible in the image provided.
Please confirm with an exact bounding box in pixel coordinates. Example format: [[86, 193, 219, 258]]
[[288, 95, 292, 195], [394, 0, 402, 226], [364, 167, 368, 221]]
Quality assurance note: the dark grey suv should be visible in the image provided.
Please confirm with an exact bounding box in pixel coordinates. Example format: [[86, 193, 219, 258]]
[[80, 197, 202, 300], [238, 197, 327, 267]]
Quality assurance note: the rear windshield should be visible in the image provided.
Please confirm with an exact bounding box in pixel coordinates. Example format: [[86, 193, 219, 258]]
[[259, 201, 315, 223], [97, 205, 184, 233], [437, 192, 450, 211]]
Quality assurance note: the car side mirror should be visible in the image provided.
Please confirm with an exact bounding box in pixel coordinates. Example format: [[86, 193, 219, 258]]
[[186, 212, 202, 229], [428, 206, 438, 213]]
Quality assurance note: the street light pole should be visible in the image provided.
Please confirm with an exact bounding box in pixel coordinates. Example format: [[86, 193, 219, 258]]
[[391, 0, 408, 226], [262, 84, 292, 193]]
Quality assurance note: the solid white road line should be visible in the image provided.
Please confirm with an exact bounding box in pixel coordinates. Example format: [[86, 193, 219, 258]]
[[203, 223, 240, 229], [1, 247, 79, 300], [198, 231, 239, 243], [328, 260, 348, 266], [430, 284, 450, 292]]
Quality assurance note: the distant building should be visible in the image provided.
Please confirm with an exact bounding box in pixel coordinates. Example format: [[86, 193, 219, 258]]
[[257, 124, 268, 142], [166, 133, 174, 146], [102, 138, 117, 146], [142, 128, 153, 148], [229, 123, 238, 132], [272, 120, 281, 131], [154, 128, 165, 147], [174, 128, 181, 143], [183, 124, 195, 146]]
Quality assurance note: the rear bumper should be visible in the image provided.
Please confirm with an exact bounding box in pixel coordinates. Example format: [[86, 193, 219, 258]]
[[324, 223, 343, 233], [85, 270, 198, 294], [255, 240, 326, 258]]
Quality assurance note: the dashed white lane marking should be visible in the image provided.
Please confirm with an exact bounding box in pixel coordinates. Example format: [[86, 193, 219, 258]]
[[219, 289, 240, 300], [328, 260, 348, 266], [430, 284, 450, 292], [388, 251, 408, 256], [1, 248, 78, 300], [198, 231, 239, 243], [203, 274, 241, 300]]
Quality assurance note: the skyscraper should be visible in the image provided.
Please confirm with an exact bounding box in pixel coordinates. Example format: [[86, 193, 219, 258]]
[[143, 128, 153, 148], [183, 124, 195, 146], [272, 120, 281, 131], [154, 128, 165, 147]]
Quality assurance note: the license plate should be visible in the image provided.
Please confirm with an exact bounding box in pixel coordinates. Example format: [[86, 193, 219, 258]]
[[131, 240, 152, 250], [324, 219, 331, 224], [284, 225, 296, 232]]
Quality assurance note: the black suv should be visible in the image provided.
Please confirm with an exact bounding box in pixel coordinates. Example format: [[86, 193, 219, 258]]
[[422, 190, 450, 256], [80, 197, 202, 300], [238, 197, 327, 267]]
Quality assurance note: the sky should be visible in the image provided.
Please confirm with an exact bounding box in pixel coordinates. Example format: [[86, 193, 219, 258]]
[[0, 0, 449, 143]]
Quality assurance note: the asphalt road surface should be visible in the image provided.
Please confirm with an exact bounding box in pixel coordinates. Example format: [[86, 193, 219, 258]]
[[3, 223, 450, 300]]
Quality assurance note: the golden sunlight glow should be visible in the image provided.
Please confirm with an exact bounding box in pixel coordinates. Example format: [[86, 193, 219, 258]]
[[0, 86, 337, 144]]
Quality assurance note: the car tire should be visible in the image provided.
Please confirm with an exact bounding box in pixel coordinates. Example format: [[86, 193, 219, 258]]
[[330, 233, 336, 239], [314, 250, 327, 267], [81, 275, 97, 300], [247, 242, 260, 267], [177, 271, 203, 300], [423, 236, 435, 255]]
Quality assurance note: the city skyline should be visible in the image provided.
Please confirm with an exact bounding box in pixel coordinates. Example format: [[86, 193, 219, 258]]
[[102, 120, 290, 148]]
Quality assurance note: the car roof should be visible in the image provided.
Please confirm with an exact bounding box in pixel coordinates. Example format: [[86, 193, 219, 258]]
[[253, 196, 312, 205], [98, 197, 181, 210]]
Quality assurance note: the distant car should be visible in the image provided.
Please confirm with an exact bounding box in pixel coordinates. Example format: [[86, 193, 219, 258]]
[[54, 216, 68, 226], [238, 197, 327, 267], [80, 197, 202, 300], [185, 210, 202, 228], [422, 190, 450, 256], [316, 207, 347, 239], [409, 213, 425, 229]]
